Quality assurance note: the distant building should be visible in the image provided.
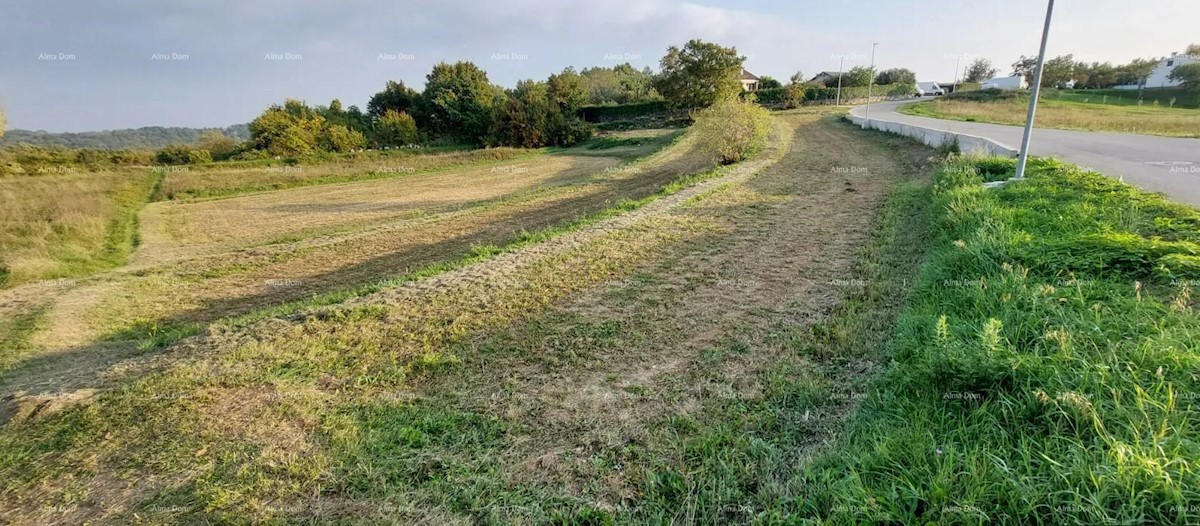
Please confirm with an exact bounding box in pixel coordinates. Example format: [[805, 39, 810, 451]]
[[740, 70, 761, 91], [1114, 52, 1199, 90], [809, 71, 844, 86], [981, 75, 1028, 90]]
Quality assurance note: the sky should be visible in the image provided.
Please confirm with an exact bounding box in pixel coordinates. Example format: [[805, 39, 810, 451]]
[[1, 0, 1197, 132]]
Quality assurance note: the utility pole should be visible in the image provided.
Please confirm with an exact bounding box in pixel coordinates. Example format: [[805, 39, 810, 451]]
[[1015, 0, 1055, 180], [864, 42, 879, 124], [836, 55, 845, 106], [953, 55, 962, 92]]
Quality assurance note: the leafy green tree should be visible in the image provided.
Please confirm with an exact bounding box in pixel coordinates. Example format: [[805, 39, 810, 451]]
[[1169, 63, 1200, 91], [964, 58, 998, 83], [0, 105, 6, 140], [654, 39, 744, 108], [421, 62, 500, 143], [758, 76, 783, 90], [248, 99, 326, 156], [875, 68, 916, 86], [319, 124, 367, 153], [374, 110, 419, 147], [788, 71, 805, 86], [841, 66, 875, 87], [196, 130, 240, 160], [487, 80, 592, 148], [547, 67, 588, 111], [366, 81, 420, 119], [1041, 55, 1076, 87], [1187, 43, 1200, 57], [578, 64, 657, 105]]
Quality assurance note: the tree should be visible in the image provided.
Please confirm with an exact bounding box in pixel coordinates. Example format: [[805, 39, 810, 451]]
[[964, 58, 998, 83], [196, 130, 240, 160], [1169, 63, 1200, 91], [486, 80, 592, 148], [546, 67, 588, 111], [374, 110, 418, 147], [875, 68, 916, 86], [654, 39, 744, 109], [1116, 58, 1159, 88], [366, 80, 420, 119], [1012, 56, 1038, 84], [1187, 43, 1200, 57], [841, 66, 875, 87], [758, 76, 783, 90], [788, 71, 805, 86], [0, 105, 6, 140], [248, 99, 326, 156], [318, 124, 367, 153], [421, 61, 500, 143], [1041, 55, 1076, 87]]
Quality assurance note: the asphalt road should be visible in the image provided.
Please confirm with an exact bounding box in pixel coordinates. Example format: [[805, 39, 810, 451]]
[[850, 99, 1200, 206]]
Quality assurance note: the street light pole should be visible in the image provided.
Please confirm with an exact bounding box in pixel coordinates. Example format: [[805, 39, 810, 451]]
[[953, 55, 962, 92], [836, 55, 845, 106], [864, 42, 879, 124], [1015, 0, 1056, 180]]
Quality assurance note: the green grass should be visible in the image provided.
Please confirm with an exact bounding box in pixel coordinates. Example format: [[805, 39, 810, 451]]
[[797, 157, 1200, 523], [900, 89, 1200, 137]]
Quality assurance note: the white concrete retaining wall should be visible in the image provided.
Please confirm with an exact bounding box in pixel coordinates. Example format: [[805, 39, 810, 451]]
[[847, 115, 1018, 158]]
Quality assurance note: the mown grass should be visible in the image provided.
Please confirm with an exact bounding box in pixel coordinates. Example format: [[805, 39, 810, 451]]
[[799, 157, 1200, 524], [902, 93, 1200, 137], [153, 147, 534, 201]]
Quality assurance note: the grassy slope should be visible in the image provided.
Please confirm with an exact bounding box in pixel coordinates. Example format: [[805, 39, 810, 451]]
[[901, 95, 1200, 138], [803, 157, 1200, 524]]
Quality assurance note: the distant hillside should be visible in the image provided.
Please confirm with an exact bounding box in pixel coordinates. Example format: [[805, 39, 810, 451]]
[[0, 124, 250, 149]]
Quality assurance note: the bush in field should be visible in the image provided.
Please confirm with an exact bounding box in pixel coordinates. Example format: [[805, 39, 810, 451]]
[[155, 144, 211, 165], [374, 110, 419, 147], [197, 130, 241, 161], [318, 124, 367, 153], [691, 95, 771, 164]]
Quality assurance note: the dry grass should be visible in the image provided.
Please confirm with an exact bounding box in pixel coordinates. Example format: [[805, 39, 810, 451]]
[[905, 98, 1200, 137], [154, 147, 531, 201], [137, 155, 623, 265], [0, 170, 157, 287]]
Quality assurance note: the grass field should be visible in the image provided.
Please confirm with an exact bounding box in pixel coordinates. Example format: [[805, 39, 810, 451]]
[[4, 106, 1198, 523], [0, 170, 159, 287], [902, 91, 1200, 137]]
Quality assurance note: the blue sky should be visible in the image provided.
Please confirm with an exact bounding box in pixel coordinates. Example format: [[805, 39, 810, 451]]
[[2, 0, 1196, 132]]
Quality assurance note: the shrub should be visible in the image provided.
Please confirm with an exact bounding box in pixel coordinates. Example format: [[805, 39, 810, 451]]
[[319, 124, 367, 153], [156, 144, 210, 165], [374, 110, 419, 147], [690, 95, 772, 164]]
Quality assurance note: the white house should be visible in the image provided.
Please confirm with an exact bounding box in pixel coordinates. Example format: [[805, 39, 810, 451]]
[[981, 75, 1028, 90], [1114, 52, 1199, 90], [740, 70, 761, 91]]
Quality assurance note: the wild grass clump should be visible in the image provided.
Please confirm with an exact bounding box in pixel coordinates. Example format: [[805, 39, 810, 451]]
[[805, 156, 1200, 524], [691, 95, 772, 164]]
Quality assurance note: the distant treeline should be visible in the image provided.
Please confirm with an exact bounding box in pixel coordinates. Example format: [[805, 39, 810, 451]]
[[0, 124, 250, 150]]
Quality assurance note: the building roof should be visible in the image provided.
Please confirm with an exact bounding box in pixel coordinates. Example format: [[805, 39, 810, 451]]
[[810, 71, 844, 80], [740, 69, 760, 81]]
